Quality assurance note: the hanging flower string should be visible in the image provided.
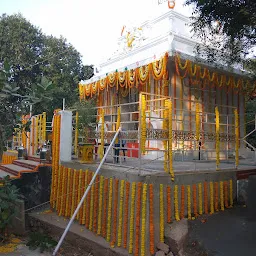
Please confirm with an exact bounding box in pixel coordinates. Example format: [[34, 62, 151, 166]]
[[117, 180, 125, 247], [224, 181, 229, 208], [198, 183, 203, 215], [187, 185, 192, 220], [149, 184, 155, 255], [128, 182, 136, 254], [215, 107, 220, 170], [215, 182, 219, 212], [107, 178, 113, 242], [204, 182, 208, 214], [140, 184, 147, 256], [102, 178, 109, 238], [174, 185, 180, 221], [166, 186, 172, 223], [168, 100, 174, 181], [220, 181, 224, 211], [229, 179, 233, 208], [123, 181, 130, 248], [97, 175, 104, 235], [210, 182, 214, 214], [159, 184, 165, 242], [180, 185, 185, 219], [140, 95, 147, 154], [134, 182, 142, 256], [163, 100, 169, 173], [192, 184, 198, 218]]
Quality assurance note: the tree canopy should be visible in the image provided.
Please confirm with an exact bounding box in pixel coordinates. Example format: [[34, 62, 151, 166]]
[[185, 0, 256, 75], [0, 13, 94, 116]]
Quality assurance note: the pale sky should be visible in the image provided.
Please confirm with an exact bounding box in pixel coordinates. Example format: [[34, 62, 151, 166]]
[[0, 0, 192, 65]]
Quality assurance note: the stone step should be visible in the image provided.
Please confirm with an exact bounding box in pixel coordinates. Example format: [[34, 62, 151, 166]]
[[0, 169, 14, 179], [0, 164, 20, 176], [13, 160, 38, 169]]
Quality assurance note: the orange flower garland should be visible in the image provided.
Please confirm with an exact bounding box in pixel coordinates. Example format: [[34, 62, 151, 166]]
[[128, 182, 136, 254], [117, 180, 125, 247], [210, 182, 214, 214], [140, 184, 147, 256], [220, 181, 224, 211], [134, 182, 142, 256], [180, 185, 185, 219], [60, 167, 68, 216], [71, 169, 78, 216], [56, 166, 63, 214], [224, 181, 229, 208], [198, 183, 203, 215], [89, 183, 95, 231], [214, 182, 219, 211], [149, 184, 155, 255], [76, 169, 83, 220], [93, 175, 100, 233], [82, 170, 88, 225], [65, 168, 71, 217], [102, 178, 109, 238], [107, 178, 113, 242], [97, 175, 104, 235], [193, 184, 198, 218], [187, 185, 192, 220], [123, 181, 130, 249], [68, 170, 74, 217], [229, 179, 233, 208], [110, 179, 119, 247], [166, 186, 172, 223], [204, 182, 208, 214], [86, 172, 92, 228], [160, 184, 165, 241], [79, 171, 86, 224]]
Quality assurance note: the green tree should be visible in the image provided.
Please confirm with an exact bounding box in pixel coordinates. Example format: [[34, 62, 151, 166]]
[[0, 13, 94, 117], [185, 0, 256, 75]]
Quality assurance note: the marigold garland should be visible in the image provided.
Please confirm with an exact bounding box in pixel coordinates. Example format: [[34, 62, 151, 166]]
[[89, 183, 95, 231], [86, 172, 92, 228], [140, 95, 147, 154], [204, 182, 208, 214], [166, 186, 172, 223], [79, 171, 86, 224], [134, 182, 142, 255], [65, 168, 72, 217], [180, 185, 185, 219], [210, 182, 214, 214], [99, 109, 105, 159], [128, 182, 136, 254], [56, 166, 62, 214], [215, 107, 220, 170], [97, 175, 104, 235], [224, 181, 229, 208], [187, 185, 192, 220], [140, 184, 147, 256], [123, 181, 130, 249], [116, 107, 121, 143], [93, 175, 99, 233], [71, 169, 78, 216], [229, 179, 233, 208], [82, 170, 88, 225], [214, 182, 219, 211], [163, 100, 169, 173], [234, 108, 239, 167], [110, 179, 119, 247], [198, 183, 203, 215], [220, 181, 224, 211], [159, 184, 165, 242], [195, 103, 200, 147], [102, 178, 109, 238], [107, 178, 113, 242], [59, 167, 68, 216], [117, 180, 125, 247], [149, 184, 155, 255], [192, 184, 198, 218], [174, 185, 180, 221], [76, 169, 83, 220], [168, 100, 174, 181]]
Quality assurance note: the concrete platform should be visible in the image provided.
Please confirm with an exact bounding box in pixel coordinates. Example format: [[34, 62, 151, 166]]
[[0, 169, 12, 178]]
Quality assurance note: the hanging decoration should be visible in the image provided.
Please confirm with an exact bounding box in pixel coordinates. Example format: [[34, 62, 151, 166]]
[[107, 178, 113, 242], [187, 185, 192, 220], [195, 102, 200, 147], [163, 100, 169, 173], [159, 184, 165, 242], [128, 182, 136, 254], [140, 184, 147, 256], [168, 100, 174, 181], [140, 94, 147, 154], [198, 183, 203, 215], [168, 0, 175, 9], [174, 185, 180, 221], [234, 108, 239, 168], [167, 186, 172, 223], [215, 107, 220, 170], [117, 180, 125, 247], [99, 109, 105, 159], [149, 184, 155, 255]]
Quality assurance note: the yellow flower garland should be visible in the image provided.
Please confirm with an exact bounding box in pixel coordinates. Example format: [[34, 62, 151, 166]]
[[140, 183, 147, 256], [65, 168, 71, 217], [163, 100, 169, 173], [107, 178, 113, 242], [99, 109, 105, 159], [140, 94, 147, 154], [174, 185, 180, 221], [234, 108, 239, 167], [229, 179, 233, 208], [76, 169, 83, 220], [220, 181, 224, 211], [89, 184, 95, 230], [195, 102, 200, 147], [215, 107, 220, 170], [210, 182, 214, 214], [56, 166, 62, 214], [97, 175, 104, 235], [128, 182, 136, 254], [168, 100, 174, 181], [159, 184, 165, 242], [198, 183, 203, 215], [117, 180, 125, 247], [187, 185, 191, 220], [59, 167, 67, 216], [70, 169, 78, 216], [82, 170, 89, 224], [116, 107, 121, 143]]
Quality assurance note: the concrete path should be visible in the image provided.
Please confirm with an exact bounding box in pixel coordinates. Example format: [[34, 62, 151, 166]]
[[189, 206, 256, 256]]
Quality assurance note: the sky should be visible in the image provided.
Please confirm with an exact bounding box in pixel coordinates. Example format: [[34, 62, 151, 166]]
[[0, 0, 192, 65]]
